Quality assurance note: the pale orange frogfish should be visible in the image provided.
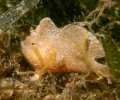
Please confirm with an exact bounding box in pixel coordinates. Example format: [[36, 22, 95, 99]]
[[21, 17, 112, 83]]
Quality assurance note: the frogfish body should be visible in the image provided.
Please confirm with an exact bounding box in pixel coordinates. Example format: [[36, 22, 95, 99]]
[[21, 17, 112, 83]]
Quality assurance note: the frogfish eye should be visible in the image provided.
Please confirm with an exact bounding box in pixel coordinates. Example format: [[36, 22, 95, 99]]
[[32, 43, 35, 45]]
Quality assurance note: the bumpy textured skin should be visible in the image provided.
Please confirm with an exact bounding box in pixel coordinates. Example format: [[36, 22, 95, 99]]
[[21, 17, 112, 82]]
